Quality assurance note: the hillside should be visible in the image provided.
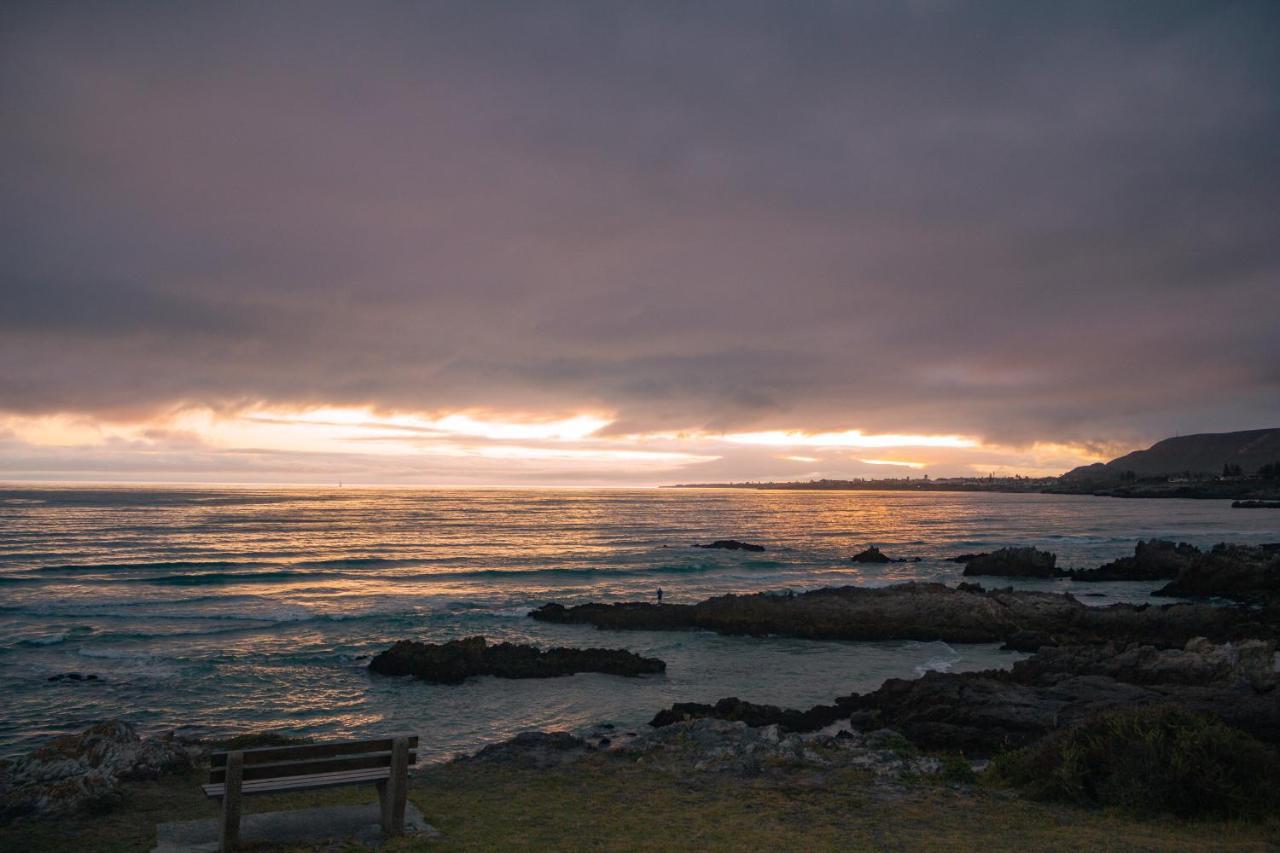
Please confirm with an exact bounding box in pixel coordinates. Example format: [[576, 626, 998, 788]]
[[1062, 428, 1280, 483]]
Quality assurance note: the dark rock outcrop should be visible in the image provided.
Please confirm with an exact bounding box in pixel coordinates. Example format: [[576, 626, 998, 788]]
[[367, 636, 665, 684], [532, 582, 1275, 648], [1154, 543, 1280, 605], [693, 540, 766, 552], [0, 721, 190, 821], [1063, 540, 1199, 582], [460, 731, 590, 769], [46, 673, 99, 683], [851, 546, 891, 564], [948, 553, 988, 563], [643, 638, 1280, 757], [961, 547, 1057, 578], [843, 638, 1279, 754], [1233, 500, 1280, 509]]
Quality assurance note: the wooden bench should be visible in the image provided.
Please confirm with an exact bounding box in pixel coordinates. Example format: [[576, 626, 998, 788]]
[[203, 735, 418, 852]]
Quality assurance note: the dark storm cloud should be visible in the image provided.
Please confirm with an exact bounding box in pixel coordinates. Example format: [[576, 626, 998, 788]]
[[2, 0, 1278, 443]]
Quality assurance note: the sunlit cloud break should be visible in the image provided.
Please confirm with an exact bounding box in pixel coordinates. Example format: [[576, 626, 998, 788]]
[[722, 430, 978, 449]]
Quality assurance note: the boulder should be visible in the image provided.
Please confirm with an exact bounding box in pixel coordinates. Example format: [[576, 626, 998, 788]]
[[0, 721, 190, 822], [693, 540, 766, 552], [851, 547, 891, 564], [367, 636, 666, 684], [962, 547, 1058, 578]]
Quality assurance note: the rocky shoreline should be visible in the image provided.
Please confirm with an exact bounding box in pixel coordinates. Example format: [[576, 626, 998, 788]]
[[531, 581, 1275, 649], [8, 537, 1280, 828]]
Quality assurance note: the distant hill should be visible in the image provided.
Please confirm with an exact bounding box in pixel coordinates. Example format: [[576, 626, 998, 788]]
[[1061, 428, 1280, 484]]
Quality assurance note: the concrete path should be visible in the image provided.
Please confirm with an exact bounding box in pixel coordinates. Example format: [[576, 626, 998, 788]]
[[153, 802, 439, 852]]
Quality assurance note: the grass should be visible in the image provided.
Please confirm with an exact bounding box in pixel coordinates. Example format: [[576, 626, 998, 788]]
[[3, 752, 1278, 851], [992, 705, 1280, 821]]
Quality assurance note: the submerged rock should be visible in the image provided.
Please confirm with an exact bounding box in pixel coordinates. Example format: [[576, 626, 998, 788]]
[[693, 539, 766, 552], [367, 636, 666, 684], [961, 547, 1057, 579], [0, 720, 190, 822], [851, 546, 891, 564], [1064, 540, 1200, 582]]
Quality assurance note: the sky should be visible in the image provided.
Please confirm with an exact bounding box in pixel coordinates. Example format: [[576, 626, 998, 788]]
[[2, 1, 1278, 486]]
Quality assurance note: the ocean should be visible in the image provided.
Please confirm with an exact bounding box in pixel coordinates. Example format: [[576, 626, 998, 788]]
[[1, 486, 1276, 760]]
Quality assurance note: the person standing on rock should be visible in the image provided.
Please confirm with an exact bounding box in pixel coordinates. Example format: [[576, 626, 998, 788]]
[[656, 587, 664, 603]]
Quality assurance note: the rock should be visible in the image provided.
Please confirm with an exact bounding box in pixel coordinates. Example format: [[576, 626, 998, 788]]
[[368, 636, 665, 684], [532, 582, 1274, 648], [46, 673, 99, 682], [841, 637, 1280, 755], [460, 731, 590, 769], [649, 696, 854, 733], [1153, 543, 1280, 605], [618, 719, 936, 779], [1064, 540, 1200, 582], [851, 547, 891, 564], [948, 553, 989, 563], [0, 720, 190, 821], [693, 540, 766, 552], [962, 547, 1058, 578], [1232, 500, 1280, 509]]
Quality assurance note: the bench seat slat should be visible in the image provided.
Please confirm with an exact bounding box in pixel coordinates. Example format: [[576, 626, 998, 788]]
[[202, 767, 391, 799], [209, 750, 417, 783], [210, 735, 419, 766]]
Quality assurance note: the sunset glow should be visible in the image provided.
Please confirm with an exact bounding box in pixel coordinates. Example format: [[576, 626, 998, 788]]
[[0, 405, 1114, 484]]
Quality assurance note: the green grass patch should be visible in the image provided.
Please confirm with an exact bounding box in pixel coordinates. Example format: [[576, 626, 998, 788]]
[[3, 749, 1278, 851], [991, 704, 1280, 821]]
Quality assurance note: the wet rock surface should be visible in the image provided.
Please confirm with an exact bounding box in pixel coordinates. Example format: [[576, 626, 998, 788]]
[[368, 636, 666, 684], [851, 546, 891, 563], [693, 540, 766, 552], [961, 547, 1058, 578], [1063, 539, 1199, 582], [0, 721, 191, 822], [531, 582, 1276, 647]]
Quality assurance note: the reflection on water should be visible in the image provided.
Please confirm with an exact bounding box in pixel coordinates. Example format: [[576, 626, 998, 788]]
[[0, 486, 1275, 757]]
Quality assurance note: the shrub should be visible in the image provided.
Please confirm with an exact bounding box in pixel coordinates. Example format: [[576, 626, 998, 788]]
[[991, 705, 1280, 821]]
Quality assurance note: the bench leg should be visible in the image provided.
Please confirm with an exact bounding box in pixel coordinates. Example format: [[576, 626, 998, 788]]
[[220, 750, 243, 852], [381, 736, 409, 836]]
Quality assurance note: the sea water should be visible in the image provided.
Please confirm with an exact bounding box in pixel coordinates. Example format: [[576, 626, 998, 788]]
[[1, 486, 1276, 759]]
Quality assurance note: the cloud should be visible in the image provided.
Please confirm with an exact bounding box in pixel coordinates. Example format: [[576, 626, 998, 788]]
[[1, 1, 1278, 483]]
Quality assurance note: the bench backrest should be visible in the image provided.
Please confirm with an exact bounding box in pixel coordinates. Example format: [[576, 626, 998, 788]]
[[209, 736, 419, 785]]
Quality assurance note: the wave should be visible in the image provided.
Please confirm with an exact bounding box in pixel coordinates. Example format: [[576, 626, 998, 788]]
[[130, 570, 348, 586], [35, 560, 266, 574], [388, 560, 793, 583]]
